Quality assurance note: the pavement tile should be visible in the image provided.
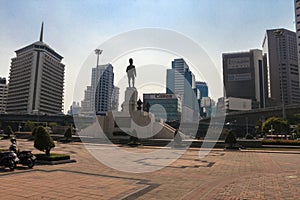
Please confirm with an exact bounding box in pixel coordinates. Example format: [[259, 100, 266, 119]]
[[1, 139, 300, 199]]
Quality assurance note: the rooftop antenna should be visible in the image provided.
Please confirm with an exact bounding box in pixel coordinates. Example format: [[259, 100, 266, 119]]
[[39, 22, 44, 42]]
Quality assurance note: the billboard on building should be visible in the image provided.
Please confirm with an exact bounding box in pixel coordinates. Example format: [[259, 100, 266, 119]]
[[227, 97, 252, 111], [227, 57, 250, 69]]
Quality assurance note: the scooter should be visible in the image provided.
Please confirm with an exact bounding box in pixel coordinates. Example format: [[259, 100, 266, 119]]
[[0, 151, 19, 171], [16, 151, 36, 168], [9, 138, 36, 168]]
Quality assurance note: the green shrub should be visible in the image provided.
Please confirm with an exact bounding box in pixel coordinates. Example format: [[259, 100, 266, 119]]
[[35, 153, 70, 161], [225, 131, 237, 148], [4, 125, 13, 137], [262, 139, 300, 146], [48, 122, 58, 128], [262, 117, 289, 135], [245, 134, 254, 139], [24, 121, 35, 132], [32, 127, 38, 136], [34, 126, 55, 155], [64, 127, 72, 141]]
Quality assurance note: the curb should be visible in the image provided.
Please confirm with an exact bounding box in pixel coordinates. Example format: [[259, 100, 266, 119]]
[[36, 159, 77, 165]]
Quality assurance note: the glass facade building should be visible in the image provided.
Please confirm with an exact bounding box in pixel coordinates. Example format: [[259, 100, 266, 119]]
[[143, 93, 182, 122]]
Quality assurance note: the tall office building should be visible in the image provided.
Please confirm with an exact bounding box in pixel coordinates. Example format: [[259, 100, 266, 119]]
[[0, 77, 8, 113], [166, 58, 198, 121], [195, 81, 208, 116], [67, 101, 81, 115], [295, 0, 300, 80], [166, 58, 196, 106], [262, 29, 300, 105], [91, 64, 114, 115], [80, 86, 92, 114], [111, 86, 119, 111], [195, 81, 208, 100], [6, 23, 65, 114], [223, 49, 267, 108]]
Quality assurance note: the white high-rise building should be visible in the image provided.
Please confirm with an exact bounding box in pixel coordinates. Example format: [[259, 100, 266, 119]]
[[91, 64, 114, 115], [262, 28, 300, 105], [0, 77, 8, 113], [81, 86, 92, 114], [6, 23, 65, 114], [166, 58, 195, 105], [112, 86, 119, 111], [166, 58, 198, 121]]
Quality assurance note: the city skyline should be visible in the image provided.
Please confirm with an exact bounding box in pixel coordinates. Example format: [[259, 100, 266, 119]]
[[0, 0, 296, 112]]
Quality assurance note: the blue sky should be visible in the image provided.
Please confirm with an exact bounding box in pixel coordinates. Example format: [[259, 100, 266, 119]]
[[0, 0, 296, 112]]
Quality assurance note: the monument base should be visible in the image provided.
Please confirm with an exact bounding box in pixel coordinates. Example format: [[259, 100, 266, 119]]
[[122, 87, 138, 113]]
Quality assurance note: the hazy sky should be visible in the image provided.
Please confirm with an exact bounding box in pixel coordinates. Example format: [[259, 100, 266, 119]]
[[0, 0, 295, 112]]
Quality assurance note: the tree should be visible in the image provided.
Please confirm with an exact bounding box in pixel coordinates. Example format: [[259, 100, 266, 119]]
[[225, 130, 237, 149], [261, 117, 289, 135], [64, 127, 72, 142], [24, 121, 35, 132], [4, 125, 14, 138], [34, 126, 55, 155], [245, 134, 254, 139], [295, 124, 300, 138], [32, 127, 37, 137], [48, 122, 57, 128]]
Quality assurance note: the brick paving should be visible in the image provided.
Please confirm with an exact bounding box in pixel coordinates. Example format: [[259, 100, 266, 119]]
[[1, 139, 300, 199]]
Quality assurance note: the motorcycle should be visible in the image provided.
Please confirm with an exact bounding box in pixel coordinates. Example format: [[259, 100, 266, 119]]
[[9, 141, 36, 169], [0, 151, 19, 171], [16, 151, 36, 168]]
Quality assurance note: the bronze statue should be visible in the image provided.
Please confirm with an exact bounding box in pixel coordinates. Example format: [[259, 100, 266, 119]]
[[126, 58, 136, 88]]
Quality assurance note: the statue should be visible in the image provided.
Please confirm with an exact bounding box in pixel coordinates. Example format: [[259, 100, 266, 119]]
[[126, 58, 136, 88]]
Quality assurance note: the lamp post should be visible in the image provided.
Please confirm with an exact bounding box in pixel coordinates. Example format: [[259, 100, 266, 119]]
[[94, 49, 103, 67], [273, 29, 286, 120], [93, 49, 103, 113]]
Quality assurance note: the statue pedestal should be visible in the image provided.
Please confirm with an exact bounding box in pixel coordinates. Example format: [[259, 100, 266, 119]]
[[122, 87, 138, 113]]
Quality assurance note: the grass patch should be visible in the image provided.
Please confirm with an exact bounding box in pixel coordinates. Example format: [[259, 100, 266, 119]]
[[35, 153, 70, 161], [262, 140, 300, 146]]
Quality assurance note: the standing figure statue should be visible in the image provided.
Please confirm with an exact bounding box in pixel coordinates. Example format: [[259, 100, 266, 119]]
[[126, 58, 136, 88]]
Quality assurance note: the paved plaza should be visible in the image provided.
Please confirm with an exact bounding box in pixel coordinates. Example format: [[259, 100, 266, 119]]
[[1, 139, 300, 199]]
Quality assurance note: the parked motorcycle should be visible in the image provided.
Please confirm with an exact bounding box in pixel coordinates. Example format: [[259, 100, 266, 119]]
[[16, 151, 36, 168], [0, 151, 19, 171], [9, 138, 36, 168]]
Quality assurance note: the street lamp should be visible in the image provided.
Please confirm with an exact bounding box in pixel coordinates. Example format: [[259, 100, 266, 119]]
[[273, 29, 286, 120]]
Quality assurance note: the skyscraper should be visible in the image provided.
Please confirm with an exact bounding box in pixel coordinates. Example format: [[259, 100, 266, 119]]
[[6, 23, 65, 114], [0, 77, 8, 113], [223, 49, 267, 108], [166, 58, 195, 106], [195, 81, 208, 100], [81, 86, 92, 114], [91, 64, 114, 115], [166, 58, 198, 121], [111, 86, 119, 111], [195, 81, 209, 116], [262, 29, 300, 105], [295, 0, 300, 79]]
